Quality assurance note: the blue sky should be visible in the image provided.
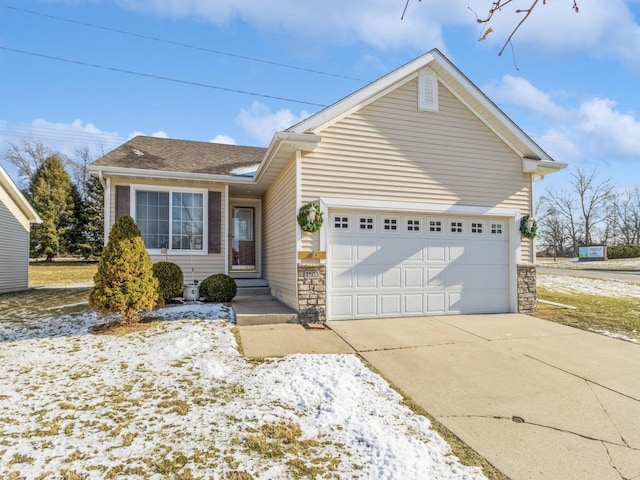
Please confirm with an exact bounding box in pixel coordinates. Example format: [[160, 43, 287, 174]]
[[1, 0, 639, 197]]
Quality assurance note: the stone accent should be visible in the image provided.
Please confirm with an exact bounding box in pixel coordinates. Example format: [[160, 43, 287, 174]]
[[297, 263, 326, 324], [517, 264, 537, 314]]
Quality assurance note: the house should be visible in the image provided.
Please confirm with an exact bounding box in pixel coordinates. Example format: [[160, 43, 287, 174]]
[[89, 49, 565, 321], [0, 165, 41, 294]]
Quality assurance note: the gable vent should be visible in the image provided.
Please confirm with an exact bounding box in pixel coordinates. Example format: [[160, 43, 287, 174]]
[[418, 71, 438, 112]]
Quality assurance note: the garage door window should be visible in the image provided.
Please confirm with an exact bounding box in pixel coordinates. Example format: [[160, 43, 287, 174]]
[[333, 216, 350, 230], [406, 218, 421, 233], [359, 217, 375, 231], [429, 219, 443, 233], [471, 221, 484, 235], [450, 220, 464, 234], [383, 217, 398, 232], [490, 222, 504, 236]]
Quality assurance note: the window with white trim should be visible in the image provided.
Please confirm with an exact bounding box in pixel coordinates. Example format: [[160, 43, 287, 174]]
[[450, 220, 463, 234], [406, 218, 421, 233], [333, 216, 349, 230], [490, 222, 504, 236], [470, 221, 484, 235], [429, 219, 443, 233], [134, 187, 206, 252], [383, 217, 398, 232], [359, 217, 375, 231]]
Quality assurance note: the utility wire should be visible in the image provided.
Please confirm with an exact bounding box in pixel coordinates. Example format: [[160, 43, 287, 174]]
[[0, 3, 369, 83], [0, 46, 328, 108]]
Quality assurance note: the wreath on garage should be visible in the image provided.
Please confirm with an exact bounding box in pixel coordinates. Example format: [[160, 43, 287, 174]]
[[519, 214, 538, 239], [297, 202, 324, 233]]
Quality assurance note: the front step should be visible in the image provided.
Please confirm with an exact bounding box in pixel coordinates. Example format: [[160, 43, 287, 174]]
[[233, 295, 299, 326], [235, 278, 271, 297]]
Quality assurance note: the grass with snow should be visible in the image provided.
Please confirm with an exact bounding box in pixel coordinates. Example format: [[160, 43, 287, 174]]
[[0, 298, 487, 480]]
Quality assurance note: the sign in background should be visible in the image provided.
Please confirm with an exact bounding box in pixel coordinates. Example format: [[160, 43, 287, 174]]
[[578, 245, 606, 261]]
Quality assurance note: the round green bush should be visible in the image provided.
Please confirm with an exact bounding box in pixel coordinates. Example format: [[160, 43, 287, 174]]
[[200, 273, 237, 303], [152, 261, 184, 304]]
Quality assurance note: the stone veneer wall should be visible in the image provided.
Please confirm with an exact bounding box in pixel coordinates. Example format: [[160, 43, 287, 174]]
[[517, 264, 537, 314], [297, 264, 326, 323]]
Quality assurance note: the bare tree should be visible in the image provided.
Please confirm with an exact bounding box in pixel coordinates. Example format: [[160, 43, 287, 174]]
[[69, 145, 95, 201], [4, 139, 55, 187], [401, 1, 580, 56], [609, 188, 640, 245], [538, 190, 582, 256], [571, 168, 614, 245]]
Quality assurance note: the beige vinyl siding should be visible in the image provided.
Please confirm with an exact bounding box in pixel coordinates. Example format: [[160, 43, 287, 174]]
[[301, 78, 533, 262], [262, 157, 298, 308], [0, 187, 30, 293], [108, 179, 226, 284]]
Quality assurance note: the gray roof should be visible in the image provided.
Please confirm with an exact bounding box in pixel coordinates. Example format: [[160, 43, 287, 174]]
[[91, 136, 266, 176]]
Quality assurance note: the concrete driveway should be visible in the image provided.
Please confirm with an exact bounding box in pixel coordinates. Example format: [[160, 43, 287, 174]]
[[327, 314, 640, 480]]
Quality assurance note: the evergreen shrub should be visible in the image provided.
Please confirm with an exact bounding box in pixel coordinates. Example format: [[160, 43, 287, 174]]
[[607, 245, 640, 259], [89, 215, 159, 322], [200, 273, 237, 303], [153, 261, 184, 303]]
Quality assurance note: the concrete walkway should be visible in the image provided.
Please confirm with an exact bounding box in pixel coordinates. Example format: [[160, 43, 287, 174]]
[[237, 314, 640, 480]]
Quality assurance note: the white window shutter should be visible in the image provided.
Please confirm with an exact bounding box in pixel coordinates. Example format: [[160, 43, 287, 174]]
[[418, 71, 438, 112]]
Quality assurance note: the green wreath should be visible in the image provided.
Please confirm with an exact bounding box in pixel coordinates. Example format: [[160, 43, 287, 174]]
[[297, 203, 324, 233], [520, 214, 538, 239]]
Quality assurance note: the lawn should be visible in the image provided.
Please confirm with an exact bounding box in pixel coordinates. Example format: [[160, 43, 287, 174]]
[[29, 259, 98, 287], [1, 269, 489, 479]]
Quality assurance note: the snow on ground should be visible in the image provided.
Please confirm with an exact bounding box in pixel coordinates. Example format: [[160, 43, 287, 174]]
[[588, 329, 639, 344], [0, 304, 485, 480], [537, 274, 640, 299], [537, 258, 640, 269]]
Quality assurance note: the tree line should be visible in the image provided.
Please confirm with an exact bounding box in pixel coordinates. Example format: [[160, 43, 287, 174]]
[[4, 139, 104, 260], [537, 167, 640, 258]]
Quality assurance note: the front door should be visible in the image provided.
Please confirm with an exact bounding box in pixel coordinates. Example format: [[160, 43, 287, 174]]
[[230, 206, 256, 272]]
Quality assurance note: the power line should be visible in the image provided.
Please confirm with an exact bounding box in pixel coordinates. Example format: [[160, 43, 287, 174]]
[[0, 3, 370, 83], [0, 46, 328, 108]]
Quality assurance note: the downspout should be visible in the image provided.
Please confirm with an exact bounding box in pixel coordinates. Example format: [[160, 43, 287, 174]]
[[531, 174, 545, 263], [98, 171, 110, 246]]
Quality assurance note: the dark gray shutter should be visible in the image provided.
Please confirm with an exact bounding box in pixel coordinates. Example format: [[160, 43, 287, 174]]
[[115, 186, 130, 219], [208, 191, 222, 254]]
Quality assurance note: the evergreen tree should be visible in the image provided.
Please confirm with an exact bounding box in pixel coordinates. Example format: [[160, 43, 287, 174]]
[[79, 176, 105, 258], [29, 156, 75, 260], [89, 215, 159, 323]]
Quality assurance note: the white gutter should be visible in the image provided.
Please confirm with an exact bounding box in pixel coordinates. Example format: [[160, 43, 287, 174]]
[[88, 165, 256, 184], [252, 131, 321, 184]]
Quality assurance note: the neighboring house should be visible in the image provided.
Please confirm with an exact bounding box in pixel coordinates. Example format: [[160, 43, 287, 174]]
[[89, 49, 565, 321], [0, 165, 41, 294]]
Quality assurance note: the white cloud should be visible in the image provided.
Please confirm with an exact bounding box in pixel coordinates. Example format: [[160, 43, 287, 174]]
[[211, 134, 237, 145], [487, 76, 640, 165], [114, 0, 640, 67], [128, 130, 169, 139], [236, 101, 310, 145], [115, 0, 472, 52], [0, 118, 122, 158], [484, 75, 568, 120]]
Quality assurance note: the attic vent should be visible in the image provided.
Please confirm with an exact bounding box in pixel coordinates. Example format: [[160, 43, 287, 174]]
[[418, 71, 438, 112]]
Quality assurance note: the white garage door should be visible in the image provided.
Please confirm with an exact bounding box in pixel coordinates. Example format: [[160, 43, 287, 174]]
[[327, 211, 510, 320]]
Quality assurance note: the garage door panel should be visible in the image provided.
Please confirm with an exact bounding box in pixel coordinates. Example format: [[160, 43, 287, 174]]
[[404, 267, 424, 287], [381, 267, 402, 288], [426, 293, 446, 314], [356, 295, 378, 316], [331, 267, 353, 289], [330, 242, 354, 261], [381, 294, 402, 315], [426, 267, 446, 287], [327, 211, 510, 320], [355, 265, 379, 288], [330, 296, 353, 318], [404, 293, 424, 314]]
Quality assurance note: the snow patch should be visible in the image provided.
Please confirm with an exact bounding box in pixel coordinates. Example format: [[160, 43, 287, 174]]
[[229, 163, 260, 176]]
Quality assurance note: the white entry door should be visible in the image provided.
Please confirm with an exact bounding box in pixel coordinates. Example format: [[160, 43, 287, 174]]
[[327, 211, 510, 320]]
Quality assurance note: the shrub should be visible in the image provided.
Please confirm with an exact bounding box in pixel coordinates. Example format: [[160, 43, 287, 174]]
[[607, 245, 640, 259], [200, 273, 237, 303], [89, 215, 159, 323], [153, 261, 184, 304]]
